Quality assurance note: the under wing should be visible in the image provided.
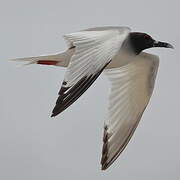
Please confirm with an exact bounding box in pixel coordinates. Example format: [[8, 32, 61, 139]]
[[101, 53, 159, 170]]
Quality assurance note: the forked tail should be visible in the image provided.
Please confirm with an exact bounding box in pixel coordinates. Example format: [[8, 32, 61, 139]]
[[10, 49, 73, 67]]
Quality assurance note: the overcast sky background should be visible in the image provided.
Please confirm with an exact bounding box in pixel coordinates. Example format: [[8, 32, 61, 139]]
[[0, 0, 179, 179]]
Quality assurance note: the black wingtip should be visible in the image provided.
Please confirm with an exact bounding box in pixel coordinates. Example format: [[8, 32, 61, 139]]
[[51, 106, 64, 118], [101, 165, 107, 171], [51, 63, 110, 119], [51, 108, 64, 117], [51, 112, 58, 117]]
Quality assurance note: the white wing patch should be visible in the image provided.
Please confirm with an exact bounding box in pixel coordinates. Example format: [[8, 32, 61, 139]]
[[63, 28, 130, 87], [51, 27, 130, 117], [101, 53, 159, 170]]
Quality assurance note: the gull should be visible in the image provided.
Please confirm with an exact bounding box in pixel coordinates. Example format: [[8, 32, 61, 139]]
[[12, 26, 173, 170]]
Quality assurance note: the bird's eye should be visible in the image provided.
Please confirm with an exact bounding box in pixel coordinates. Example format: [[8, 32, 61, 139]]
[[144, 34, 150, 39]]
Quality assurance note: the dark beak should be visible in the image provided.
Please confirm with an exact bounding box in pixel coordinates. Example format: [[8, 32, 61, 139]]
[[153, 41, 174, 49]]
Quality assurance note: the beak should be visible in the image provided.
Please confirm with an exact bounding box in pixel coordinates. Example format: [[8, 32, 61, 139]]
[[153, 41, 174, 49]]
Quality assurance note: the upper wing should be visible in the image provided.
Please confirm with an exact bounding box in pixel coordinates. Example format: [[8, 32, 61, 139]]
[[101, 53, 159, 170], [51, 27, 130, 117]]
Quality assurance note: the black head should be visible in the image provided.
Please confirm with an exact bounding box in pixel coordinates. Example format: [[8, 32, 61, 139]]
[[129, 32, 174, 55]]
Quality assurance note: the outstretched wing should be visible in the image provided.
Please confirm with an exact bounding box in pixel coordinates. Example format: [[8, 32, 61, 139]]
[[51, 27, 130, 117], [101, 53, 159, 170]]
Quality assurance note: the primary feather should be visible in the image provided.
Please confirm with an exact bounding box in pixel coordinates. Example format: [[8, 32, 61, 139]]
[[51, 27, 131, 116]]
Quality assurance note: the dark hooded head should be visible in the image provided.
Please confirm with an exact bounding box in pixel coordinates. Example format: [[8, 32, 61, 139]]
[[129, 32, 174, 55]]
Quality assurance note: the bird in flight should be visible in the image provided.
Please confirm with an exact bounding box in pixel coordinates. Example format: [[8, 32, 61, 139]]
[[12, 26, 173, 170]]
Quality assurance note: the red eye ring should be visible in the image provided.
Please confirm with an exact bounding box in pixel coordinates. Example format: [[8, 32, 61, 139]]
[[144, 34, 150, 39]]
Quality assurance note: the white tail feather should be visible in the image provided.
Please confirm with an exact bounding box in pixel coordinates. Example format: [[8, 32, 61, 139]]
[[10, 49, 73, 67]]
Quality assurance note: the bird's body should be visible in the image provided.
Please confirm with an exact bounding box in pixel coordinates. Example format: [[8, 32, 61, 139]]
[[12, 26, 173, 170]]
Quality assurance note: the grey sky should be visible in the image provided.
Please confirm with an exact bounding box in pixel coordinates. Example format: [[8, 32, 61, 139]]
[[0, 0, 179, 179]]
